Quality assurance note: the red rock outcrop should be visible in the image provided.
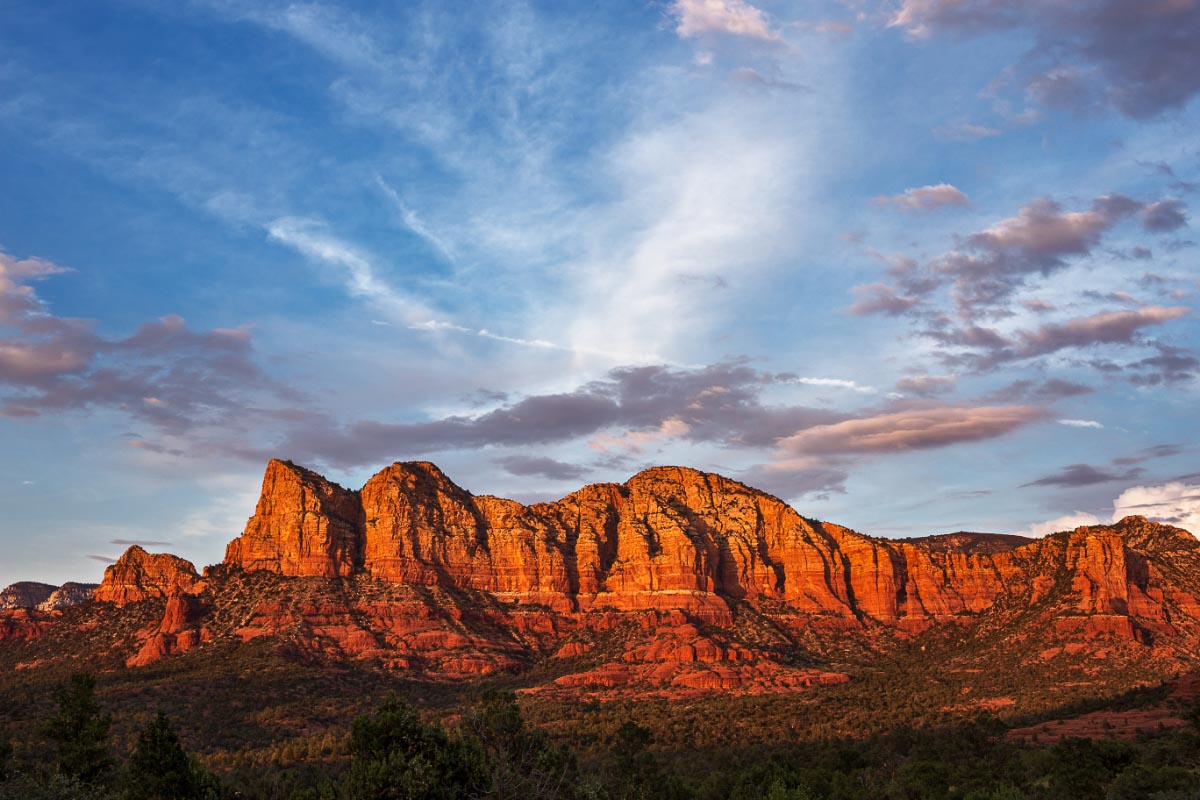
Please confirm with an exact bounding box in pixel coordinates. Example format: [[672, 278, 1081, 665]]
[[15, 459, 1195, 692], [216, 461, 1200, 639], [126, 594, 209, 667], [224, 459, 362, 577], [93, 546, 201, 605]]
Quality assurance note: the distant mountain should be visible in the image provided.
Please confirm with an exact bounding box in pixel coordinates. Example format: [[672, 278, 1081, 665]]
[[2, 459, 1198, 707], [0, 580, 96, 612]]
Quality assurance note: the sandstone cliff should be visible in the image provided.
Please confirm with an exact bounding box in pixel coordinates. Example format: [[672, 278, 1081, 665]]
[[220, 460, 1199, 635], [9, 459, 1199, 697], [93, 546, 201, 605]]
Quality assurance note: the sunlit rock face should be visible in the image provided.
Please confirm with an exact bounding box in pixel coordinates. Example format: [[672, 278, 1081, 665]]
[[218, 460, 1200, 633], [93, 546, 200, 605], [17, 457, 1188, 688], [224, 459, 362, 578]]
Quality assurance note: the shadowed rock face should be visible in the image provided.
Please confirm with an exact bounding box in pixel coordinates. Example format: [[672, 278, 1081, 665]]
[[220, 460, 1200, 630], [0, 581, 97, 612], [0, 582, 57, 610]]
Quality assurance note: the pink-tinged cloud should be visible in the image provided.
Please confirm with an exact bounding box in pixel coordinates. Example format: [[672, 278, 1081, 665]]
[[891, 1, 1200, 119], [777, 404, 1047, 456], [671, 0, 781, 41], [873, 183, 970, 212], [1012, 306, 1190, 358], [849, 283, 920, 315]]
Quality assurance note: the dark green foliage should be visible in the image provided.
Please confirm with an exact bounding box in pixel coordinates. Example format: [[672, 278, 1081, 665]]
[[44, 674, 113, 784], [345, 695, 483, 800], [457, 691, 581, 800], [120, 712, 212, 800], [0, 739, 10, 781], [608, 721, 688, 800]]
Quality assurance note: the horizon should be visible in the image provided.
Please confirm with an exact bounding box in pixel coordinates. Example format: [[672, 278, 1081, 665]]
[[2, 0, 1199, 587]]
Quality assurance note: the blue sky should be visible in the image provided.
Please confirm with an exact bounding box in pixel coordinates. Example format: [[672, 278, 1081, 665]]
[[2, 0, 1198, 586]]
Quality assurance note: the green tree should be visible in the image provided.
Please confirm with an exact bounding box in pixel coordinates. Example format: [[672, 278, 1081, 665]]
[[120, 712, 210, 800], [44, 674, 113, 784], [0, 739, 11, 781], [458, 691, 578, 800], [345, 695, 482, 800], [608, 721, 688, 800]]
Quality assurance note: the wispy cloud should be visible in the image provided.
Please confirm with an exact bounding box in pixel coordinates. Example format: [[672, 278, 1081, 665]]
[[266, 218, 432, 324], [1057, 418, 1103, 429]]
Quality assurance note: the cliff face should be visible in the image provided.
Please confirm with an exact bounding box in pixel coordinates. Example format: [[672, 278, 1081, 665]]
[[11, 459, 1198, 694], [93, 546, 201, 605], [224, 460, 362, 577], [0, 582, 57, 610], [217, 460, 1200, 633]]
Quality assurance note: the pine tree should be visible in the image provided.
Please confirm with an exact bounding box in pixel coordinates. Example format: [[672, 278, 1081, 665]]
[[120, 712, 208, 800], [44, 673, 113, 784], [345, 695, 483, 800]]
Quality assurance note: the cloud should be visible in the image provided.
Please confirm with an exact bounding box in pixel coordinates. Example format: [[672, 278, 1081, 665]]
[[1142, 199, 1189, 232], [671, 0, 782, 42], [854, 194, 1186, 321], [739, 460, 849, 501], [266, 217, 432, 324], [932, 122, 1000, 142], [1023, 463, 1142, 488], [272, 361, 848, 469], [894, 374, 958, 396], [1057, 418, 1103, 429], [993, 306, 1190, 365], [1113, 482, 1200, 532], [1023, 511, 1104, 538], [0, 249, 295, 433], [790, 377, 885, 395], [776, 404, 1047, 457], [873, 183, 970, 212], [849, 283, 921, 315], [109, 538, 174, 547], [891, 1, 1200, 119], [494, 455, 588, 481]]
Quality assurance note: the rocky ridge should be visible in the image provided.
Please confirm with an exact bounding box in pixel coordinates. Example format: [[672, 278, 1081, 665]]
[[4, 459, 1200, 700]]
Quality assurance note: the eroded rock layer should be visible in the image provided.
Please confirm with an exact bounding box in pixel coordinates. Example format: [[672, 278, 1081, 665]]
[[7, 459, 1200, 698], [221, 460, 1200, 636]]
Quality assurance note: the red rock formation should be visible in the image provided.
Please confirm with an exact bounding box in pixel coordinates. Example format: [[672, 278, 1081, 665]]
[[225, 459, 362, 577], [126, 594, 209, 667], [93, 546, 200, 605], [217, 460, 1200, 640], [0, 608, 49, 641], [12, 458, 1193, 691]]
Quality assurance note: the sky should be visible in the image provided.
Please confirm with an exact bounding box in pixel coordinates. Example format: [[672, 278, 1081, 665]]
[[1, 0, 1198, 586]]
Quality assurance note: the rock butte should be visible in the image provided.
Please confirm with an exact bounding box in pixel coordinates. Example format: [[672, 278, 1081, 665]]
[[4, 459, 1200, 697]]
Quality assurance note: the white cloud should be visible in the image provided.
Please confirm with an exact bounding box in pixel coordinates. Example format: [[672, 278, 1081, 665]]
[[672, 0, 782, 41], [1113, 482, 1200, 532], [266, 217, 432, 323], [1023, 511, 1103, 538], [1057, 418, 1104, 429]]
